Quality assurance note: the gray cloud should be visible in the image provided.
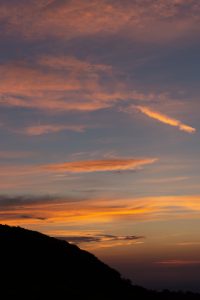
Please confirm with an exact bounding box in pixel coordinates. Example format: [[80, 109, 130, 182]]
[[0, 212, 47, 221], [0, 195, 59, 208], [0, 194, 84, 210], [57, 234, 145, 244], [19, 214, 47, 221]]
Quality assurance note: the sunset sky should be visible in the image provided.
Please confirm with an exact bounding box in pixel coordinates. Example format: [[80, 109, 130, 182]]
[[1, 0, 200, 291]]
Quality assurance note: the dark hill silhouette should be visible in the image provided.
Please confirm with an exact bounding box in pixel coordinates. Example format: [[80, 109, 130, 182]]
[[0, 224, 199, 299]]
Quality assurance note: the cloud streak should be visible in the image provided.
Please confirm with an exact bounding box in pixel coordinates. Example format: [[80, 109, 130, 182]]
[[57, 234, 144, 245], [155, 260, 200, 266], [136, 105, 196, 133], [20, 124, 87, 136], [0, 156, 157, 191], [44, 158, 157, 173], [57, 234, 145, 250]]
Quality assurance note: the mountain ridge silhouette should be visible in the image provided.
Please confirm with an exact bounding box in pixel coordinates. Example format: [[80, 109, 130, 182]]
[[0, 224, 199, 299]]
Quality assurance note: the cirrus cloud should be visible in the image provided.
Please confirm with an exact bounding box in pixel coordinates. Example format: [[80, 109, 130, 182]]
[[44, 158, 157, 173], [136, 105, 196, 133], [20, 124, 87, 136], [1, 0, 200, 43], [155, 260, 200, 266], [57, 234, 144, 245], [1, 194, 200, 228]]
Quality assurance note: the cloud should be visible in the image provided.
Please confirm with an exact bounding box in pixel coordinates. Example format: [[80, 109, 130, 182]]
[[0, 195, 66, 209], [0, 157, 157, 176], [38, 55, 112, 73], [0, 57, 151, 114], [0, 156, 157, 191], [44, 158, 157, 173], [0, 55, 194, 134], [57, 234, 144, 244], [155, 260, 200, 266], [0, 194, 83, 223], [20, 124, 87, 136], [176, 242, 200, 246], [1, 194, 200, 228], [136, 105, 196, 133], [142, 176, 189, 184], [0, 0, 199, 43], [19, 214, 47, 221], [0, 59, 113, 112]]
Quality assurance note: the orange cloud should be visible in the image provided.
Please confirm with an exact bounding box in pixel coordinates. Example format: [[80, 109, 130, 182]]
[[0, 157, 157, 191], [1, 194, 200, 229], [0, 58, 133, 113], [176, 242, 200, 246], [56, 234, 144, 250], [0, 60, 112, 112], [155, 260, 200, 266], [0, 157, 157, 175], [136, 105, 196, 133], [0, 56, 187, 119], [21, 124, 87, 136], [1, 0, 199, 43], [44, 158, 157, 173], [38, 55, 112, 73]]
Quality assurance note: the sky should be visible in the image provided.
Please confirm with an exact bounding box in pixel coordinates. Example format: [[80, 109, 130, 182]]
[[1, 0, 200, 292]]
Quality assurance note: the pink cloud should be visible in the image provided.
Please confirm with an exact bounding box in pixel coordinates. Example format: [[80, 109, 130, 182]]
[[21, 124, 87, 136], [44, 157, 157, 173], [0, 57, 158, 113], [0, 0, 199, 43]]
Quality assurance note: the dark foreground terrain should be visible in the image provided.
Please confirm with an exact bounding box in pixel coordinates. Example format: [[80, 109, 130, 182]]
[[0, 224, 199, 299]]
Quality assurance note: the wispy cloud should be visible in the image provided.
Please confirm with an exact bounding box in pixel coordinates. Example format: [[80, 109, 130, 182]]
[[142, 176, 189, 184], [176, 242, 200, 246], [136, 105, 196, 133], [1, 0, 199, 43], [0, 59, 113, 112], [0, 157, 157, 176], [0, 155, 156, 193], [155, 260, 200, 266], [1, 194, 200, 227], [0, 195, 65, 208], [0, 58, 149, 113], [20, 124, 87, 136], [58, 234, 144, 245], [57, 234, 145, 250], [44, 158, 157, 173], [0, 54, 195, 139], [0, 156, 157, 191], [38, 55, 112, 73]]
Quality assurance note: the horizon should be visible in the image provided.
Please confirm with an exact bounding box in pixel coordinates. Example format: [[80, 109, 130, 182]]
[[0, 0, 200, 292]]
